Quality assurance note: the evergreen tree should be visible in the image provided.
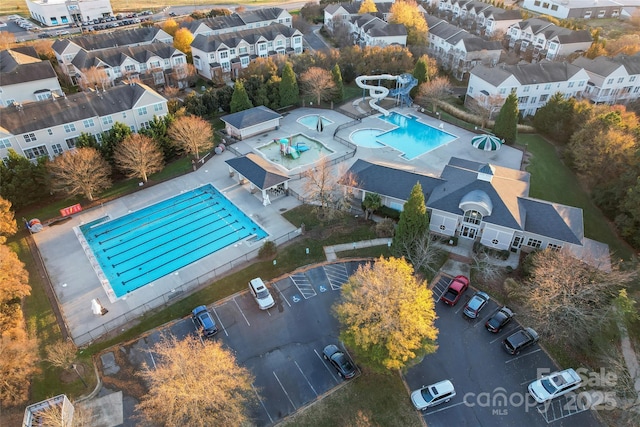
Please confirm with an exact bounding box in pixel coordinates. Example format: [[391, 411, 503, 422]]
[[99, 122, 133, 165], [217, 85, 234, 113], [279, 62, 299, 107], [493, 91, 519, 145], [392, 182, 429, 259], [140, 114, 177, 161], [230, 79, 253, 113], [331, 63, 344, 103], [532, 93, 577, 143], [0, 149, 50, 210]]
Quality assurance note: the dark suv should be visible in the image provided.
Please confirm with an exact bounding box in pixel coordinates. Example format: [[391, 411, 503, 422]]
[[191, 305, 218, 337], [503, 327, 538, 355]]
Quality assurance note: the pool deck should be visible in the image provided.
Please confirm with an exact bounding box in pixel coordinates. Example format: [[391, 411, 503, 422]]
[[33, 104, 523, 346]]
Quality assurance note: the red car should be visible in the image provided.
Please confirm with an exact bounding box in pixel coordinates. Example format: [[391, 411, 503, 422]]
[[440, 275, 469, 306]]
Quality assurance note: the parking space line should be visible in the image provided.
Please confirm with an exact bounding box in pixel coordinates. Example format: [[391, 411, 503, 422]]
[[473, 313, 493, 328], [233, 297, 251, 326], [273, 371, 296, 409], [252, 383, 273, 424], [505, 348, 542, 364], [489, 327, 518, 344], [315, 349, 340, 384], [323, 264, 349, 290], [272, 282, 291, 308], [212, 308, 228, 337], [290, 273, 317, 299], [294, 360, 318, 396], [423, 400, 467, 415], [147, 348, 157, 369]]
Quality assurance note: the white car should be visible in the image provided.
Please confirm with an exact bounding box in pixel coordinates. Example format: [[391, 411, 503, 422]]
[[248, 278, 275, 310], [411, 380, 456, 410], [528, 368, 582, 403]]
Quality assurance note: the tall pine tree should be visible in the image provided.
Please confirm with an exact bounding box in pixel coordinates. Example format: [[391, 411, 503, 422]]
[[392, 182, 429, 258], [279, 63, 299, 107], [230, 79, 253, 113], [331, 63, 344, 103], [493, 91, 518, 145]]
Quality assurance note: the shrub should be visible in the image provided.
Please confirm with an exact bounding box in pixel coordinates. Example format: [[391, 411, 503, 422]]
[[258, 240, 277, 259], [375, 218, 396, 237], [375, 206, 401, 220]]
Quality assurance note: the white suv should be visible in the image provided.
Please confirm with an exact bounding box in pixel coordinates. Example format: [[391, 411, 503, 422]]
[[248, 278, 275, 310], [528, 368, 582, 403], [411, 380, 456, 410]]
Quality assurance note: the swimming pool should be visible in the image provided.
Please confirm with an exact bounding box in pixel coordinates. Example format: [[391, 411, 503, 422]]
[[298, 114, 334, 130], [257, 134, 334, 170], [350, 113, 457, 160], [79, 184, 267, 298]]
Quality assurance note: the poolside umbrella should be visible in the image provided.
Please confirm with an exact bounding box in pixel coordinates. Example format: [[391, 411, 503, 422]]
[[471, 134, 503, 151], [316, 115, 324, 133]]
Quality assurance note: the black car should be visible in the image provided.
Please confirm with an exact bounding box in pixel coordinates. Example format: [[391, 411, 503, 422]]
[[503, 327, 539, 355], [485, 306, 514, 333], [191, 305, 218, 337], [37, 33, 50, 38], [323, 344, 356, 379]]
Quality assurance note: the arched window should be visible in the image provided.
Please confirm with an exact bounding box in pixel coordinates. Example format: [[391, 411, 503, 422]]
[[463, 210, 482, 225]]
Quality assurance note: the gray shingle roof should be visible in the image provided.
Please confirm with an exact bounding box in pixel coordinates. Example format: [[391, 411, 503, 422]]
[[572, 56, 623, 77], [71, 43, 182, 69], [191, 23, 300, 53], [184, 7, 287, 33], [0, 83, 158, 135], [225, 153, 289, 190], [472, 61, 584, 86], [519, 198, 583, 244], [52, 28, 166, 54], [0, 49, 58, 86], [220, 106, 281, 129]]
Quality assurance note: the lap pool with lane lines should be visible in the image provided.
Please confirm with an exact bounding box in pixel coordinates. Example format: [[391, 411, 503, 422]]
[[79, 184, 268, 298]]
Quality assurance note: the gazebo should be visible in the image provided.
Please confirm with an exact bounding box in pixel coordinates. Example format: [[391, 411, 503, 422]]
[[225, 153, 291, 205]]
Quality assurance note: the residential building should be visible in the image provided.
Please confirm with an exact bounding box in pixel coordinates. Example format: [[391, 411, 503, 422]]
[[0, 47, 63, 107], [572, 53, 640, 104], [344, 158, 609, 268], [70, 44, 188, 87], [466, 61, 589, 116], [324, 2, 404, 30], [437, 0, 522, 36], [520, 0, 640, 20], [426, 15, 502, 79], [191, 23, 303, 81], [26, 0, 113, 27], [506, 18, 592, 60], [183, 7, 292, 37], [350, 14, 407, 47], [0, 83, 167, 161], [52, 27, 173, 80]]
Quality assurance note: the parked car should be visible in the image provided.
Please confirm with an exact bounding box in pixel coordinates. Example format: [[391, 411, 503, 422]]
[[463, 291, 490, 319], [503, 327, 539, 355], [485, 306, 514, 332], [191, 305, 218, 337], [55, 30, 70, 35], [528, 368, 582, 403], [322, 344, 356, 379], [248, 277, 275, 310], [411, 380, 456, 410], [37, 33, 50, 38], [440, 275, 469, 306]]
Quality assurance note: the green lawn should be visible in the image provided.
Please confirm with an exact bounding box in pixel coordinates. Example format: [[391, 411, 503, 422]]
[[517, 134, 634, 260]]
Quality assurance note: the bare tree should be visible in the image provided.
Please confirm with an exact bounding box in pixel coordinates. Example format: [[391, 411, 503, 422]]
[[44, 339, 77, 370], [136, 335, 254, 427], [416, 76, 452, 113], [397, 232, 444, 275], [299, 67, 336, 106], [167, 115, 214, 160], [114, 134, 164, 182], [471, 251, 504, 283], [34, 400, 94, 427], [78, 66, 111, 91], [303, 156, 355, 220], [48, 147, 112, 201]]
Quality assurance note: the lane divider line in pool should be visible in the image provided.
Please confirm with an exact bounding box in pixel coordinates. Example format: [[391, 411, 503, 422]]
[[103, 207, 230, 257]]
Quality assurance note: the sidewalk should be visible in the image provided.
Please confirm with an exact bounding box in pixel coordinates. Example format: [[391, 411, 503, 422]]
[[323, 238, 391, 261]]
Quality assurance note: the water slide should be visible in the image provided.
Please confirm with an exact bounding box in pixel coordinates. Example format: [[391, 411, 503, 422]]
[[389, 73, 418, 108], [355, 74, 398, 116]]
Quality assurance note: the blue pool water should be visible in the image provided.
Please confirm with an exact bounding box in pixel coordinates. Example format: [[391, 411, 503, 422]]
[[298, 114, 333, 130], [80, 185, 267, 297], [350, 113, 457, 160]]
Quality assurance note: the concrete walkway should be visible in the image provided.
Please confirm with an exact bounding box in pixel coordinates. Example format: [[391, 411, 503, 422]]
[[618, 320, 640, 409], [323, 238, 391, 261]]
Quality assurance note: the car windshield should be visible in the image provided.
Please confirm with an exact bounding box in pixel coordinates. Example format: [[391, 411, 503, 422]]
[[256, 289, 270, 299], [199, 313, 214, 328], [469, 298, 482, 309], [420, 387, 435, 403], [339, 357, 354, 373], [540, 378, 558, 394]]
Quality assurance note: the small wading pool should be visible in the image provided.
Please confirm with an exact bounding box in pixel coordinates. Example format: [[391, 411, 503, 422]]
[[298, 114, 334, 130], [258, 134, 334, 170], [78, 184, 267, 298]]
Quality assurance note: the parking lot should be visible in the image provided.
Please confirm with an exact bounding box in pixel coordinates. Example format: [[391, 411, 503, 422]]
[[99, 264, 603, 427], [101, 261, 365, 426], [406, 274, 602, 427]]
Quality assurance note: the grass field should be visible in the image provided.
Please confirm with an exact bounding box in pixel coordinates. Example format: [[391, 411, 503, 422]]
[[0, 0, 300, 18]]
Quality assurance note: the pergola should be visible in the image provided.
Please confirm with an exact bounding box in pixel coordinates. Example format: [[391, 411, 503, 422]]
[[225, 153, 291, 205]]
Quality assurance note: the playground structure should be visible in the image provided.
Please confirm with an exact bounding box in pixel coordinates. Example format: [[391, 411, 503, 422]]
[[278, 138, 309, 159], [355, 73, 418, 116]]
